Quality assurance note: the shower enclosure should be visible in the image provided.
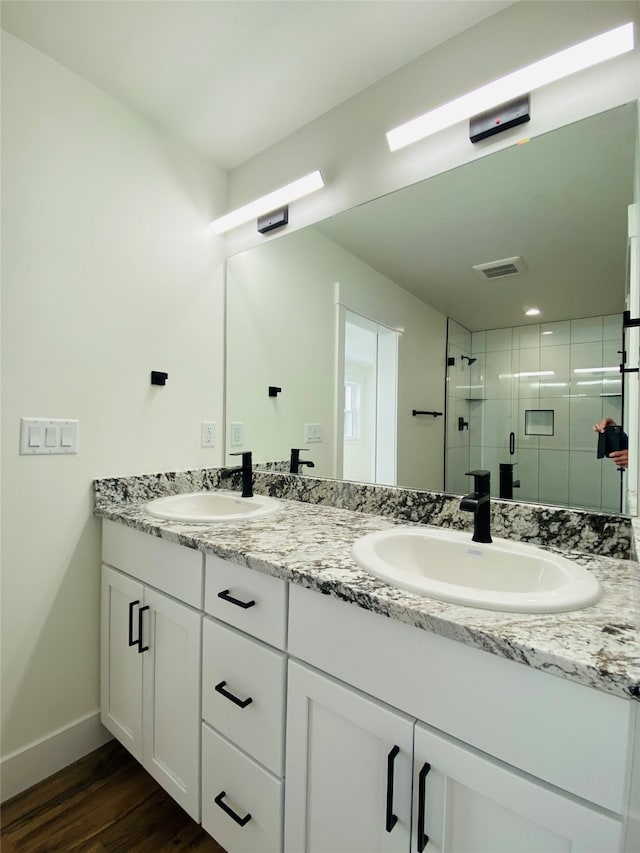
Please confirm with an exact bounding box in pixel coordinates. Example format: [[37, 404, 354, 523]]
[[445, 315, 624, 512]]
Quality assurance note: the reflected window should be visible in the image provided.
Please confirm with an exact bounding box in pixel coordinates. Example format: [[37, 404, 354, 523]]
[[344, 380, 361, 440]]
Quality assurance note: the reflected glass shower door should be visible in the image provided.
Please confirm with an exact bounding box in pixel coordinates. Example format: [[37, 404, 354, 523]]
[[460, 316, 624, 511]]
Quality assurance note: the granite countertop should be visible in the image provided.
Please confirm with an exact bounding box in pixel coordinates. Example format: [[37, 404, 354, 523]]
[[95, 479, 640, 703]]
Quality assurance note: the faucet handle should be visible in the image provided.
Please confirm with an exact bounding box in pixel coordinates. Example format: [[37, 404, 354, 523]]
[[465, 469, 491, 494], [230, 450, 252, 464]]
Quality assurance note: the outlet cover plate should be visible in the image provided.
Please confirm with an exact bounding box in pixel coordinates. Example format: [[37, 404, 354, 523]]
[[201, 421, 216, 447]]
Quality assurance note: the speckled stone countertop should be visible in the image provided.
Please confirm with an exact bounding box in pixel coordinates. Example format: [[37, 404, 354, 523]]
[[94, 469, 640, 702]]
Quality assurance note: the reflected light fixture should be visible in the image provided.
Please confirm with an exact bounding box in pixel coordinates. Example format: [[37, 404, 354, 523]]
[[211, 170, 325, 234], [525, 308, 541, 316], [386, 22, 634, 151]]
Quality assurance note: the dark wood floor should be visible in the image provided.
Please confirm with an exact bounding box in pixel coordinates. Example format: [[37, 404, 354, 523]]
[[1, 739, 226, 852]]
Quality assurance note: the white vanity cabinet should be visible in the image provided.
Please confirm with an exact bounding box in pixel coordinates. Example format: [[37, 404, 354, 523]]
[[286, 660, 622, 853], [287, 584, 630, 853], [99, 517, 634, 853], [200, 553, 287, 853], [100, 521, 203, 821]]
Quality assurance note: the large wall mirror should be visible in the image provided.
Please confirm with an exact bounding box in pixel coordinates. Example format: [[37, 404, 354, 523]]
[[226, 102, 638, 514]]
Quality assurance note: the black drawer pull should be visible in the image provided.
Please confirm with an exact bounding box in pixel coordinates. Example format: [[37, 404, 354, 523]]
[[217, 589, 256, 609], [215, 680, 253, 709], [214, 791, 252, 827], [417, 761, 431, 852], [137, 605, 150, 653], [128, 600, 140, 647], [385, 745, 400, 833]]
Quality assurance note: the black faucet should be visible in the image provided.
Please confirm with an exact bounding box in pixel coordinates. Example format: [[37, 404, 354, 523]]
[[222, 451, 253, 498], [499, 462, 521, 500], [460, 470, 492, 543], [290, 448, 315, 475]]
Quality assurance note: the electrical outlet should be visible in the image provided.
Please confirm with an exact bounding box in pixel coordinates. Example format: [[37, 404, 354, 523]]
[[231, 421, 244, 447], [201, 421, 216, 448]]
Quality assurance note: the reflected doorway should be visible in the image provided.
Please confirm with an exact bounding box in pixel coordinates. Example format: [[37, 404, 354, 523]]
[[341, 311, 398, 485]]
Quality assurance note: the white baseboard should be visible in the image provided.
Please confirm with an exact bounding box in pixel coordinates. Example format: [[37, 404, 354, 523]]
[[0, 710, 113, 803]]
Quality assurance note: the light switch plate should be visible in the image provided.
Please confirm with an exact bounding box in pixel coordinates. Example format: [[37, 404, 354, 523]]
[[304, 423, 323, 443], [20, 418, 79, 455]]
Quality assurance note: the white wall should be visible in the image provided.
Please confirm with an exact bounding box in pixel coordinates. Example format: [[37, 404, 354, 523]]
[[338, 262, 447, 490], [0, 31, 227, 796], [226, 229, 338, 476], [227, 226, 446, 488], [224, 1, 640, 257]]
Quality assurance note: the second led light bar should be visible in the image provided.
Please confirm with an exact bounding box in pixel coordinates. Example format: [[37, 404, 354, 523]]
[[386, 22, 634, 152]]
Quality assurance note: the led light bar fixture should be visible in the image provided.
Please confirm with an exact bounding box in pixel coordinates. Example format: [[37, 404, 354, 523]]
[[211, 170, 325, 234], [386, 22, 634, 152]]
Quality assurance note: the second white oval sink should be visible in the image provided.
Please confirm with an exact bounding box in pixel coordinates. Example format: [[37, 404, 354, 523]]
[[145, 491, 280, 523], [352, 527, 601, 613]]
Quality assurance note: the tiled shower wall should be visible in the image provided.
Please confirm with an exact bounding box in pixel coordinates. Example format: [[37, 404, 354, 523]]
[[446, 315, 624, 512]]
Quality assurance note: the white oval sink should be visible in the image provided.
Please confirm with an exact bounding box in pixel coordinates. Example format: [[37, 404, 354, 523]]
[[145, 491, 280, 523], [352, 527, 601, 613]]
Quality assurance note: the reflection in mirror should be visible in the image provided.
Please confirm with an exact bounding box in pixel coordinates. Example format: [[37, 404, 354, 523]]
[[226, 103, 637, 514]]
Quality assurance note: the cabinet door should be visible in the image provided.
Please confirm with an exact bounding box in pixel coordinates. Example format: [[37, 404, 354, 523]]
[[141, 587, 202, 822], [414, 722, 622, 853], [100, 565, 144, 760], [285, 661, 413, 853]]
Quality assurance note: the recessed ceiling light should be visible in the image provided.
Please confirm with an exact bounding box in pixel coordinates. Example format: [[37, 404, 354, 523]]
[[525, 308, 541, 316], [386, 22, 634, 151]]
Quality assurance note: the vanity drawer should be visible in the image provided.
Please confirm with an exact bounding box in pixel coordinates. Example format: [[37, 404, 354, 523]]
[[204, 554, 287, 649], [202, 617, 286, 775], [202, 723, 283, 853]]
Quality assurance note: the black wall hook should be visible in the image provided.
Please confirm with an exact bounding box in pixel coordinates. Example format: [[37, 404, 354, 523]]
[[268, 386, 282, 397], [151, 371, 168, 386]]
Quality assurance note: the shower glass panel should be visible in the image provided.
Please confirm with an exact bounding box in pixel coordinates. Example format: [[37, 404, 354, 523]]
[[446, 315, 623, 512]]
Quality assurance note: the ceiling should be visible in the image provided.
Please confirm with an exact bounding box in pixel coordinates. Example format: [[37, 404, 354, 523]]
[[0, 0, 515, 171], [316, 104, 637, 330]]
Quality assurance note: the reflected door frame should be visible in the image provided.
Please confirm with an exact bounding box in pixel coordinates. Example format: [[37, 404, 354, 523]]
[[336, 305, 398, 485]]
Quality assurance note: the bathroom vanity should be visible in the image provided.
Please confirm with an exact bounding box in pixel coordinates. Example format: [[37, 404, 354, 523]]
[[95, 470, 639, 853]]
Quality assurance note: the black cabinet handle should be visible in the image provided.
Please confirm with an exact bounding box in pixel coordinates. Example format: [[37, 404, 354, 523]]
[[417, 761, 431, 852], [137, 605, 150, 653], [509, 431, 515, 455], [385, 745, 400, 833], [215, 680, 253, 709], [214, 791, 252, 827], [217, 589, 256, 610], [128, 600, 140, 647]]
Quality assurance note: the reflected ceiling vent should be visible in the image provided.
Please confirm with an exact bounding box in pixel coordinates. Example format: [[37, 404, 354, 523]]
[[473, 256, 526, 280]]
